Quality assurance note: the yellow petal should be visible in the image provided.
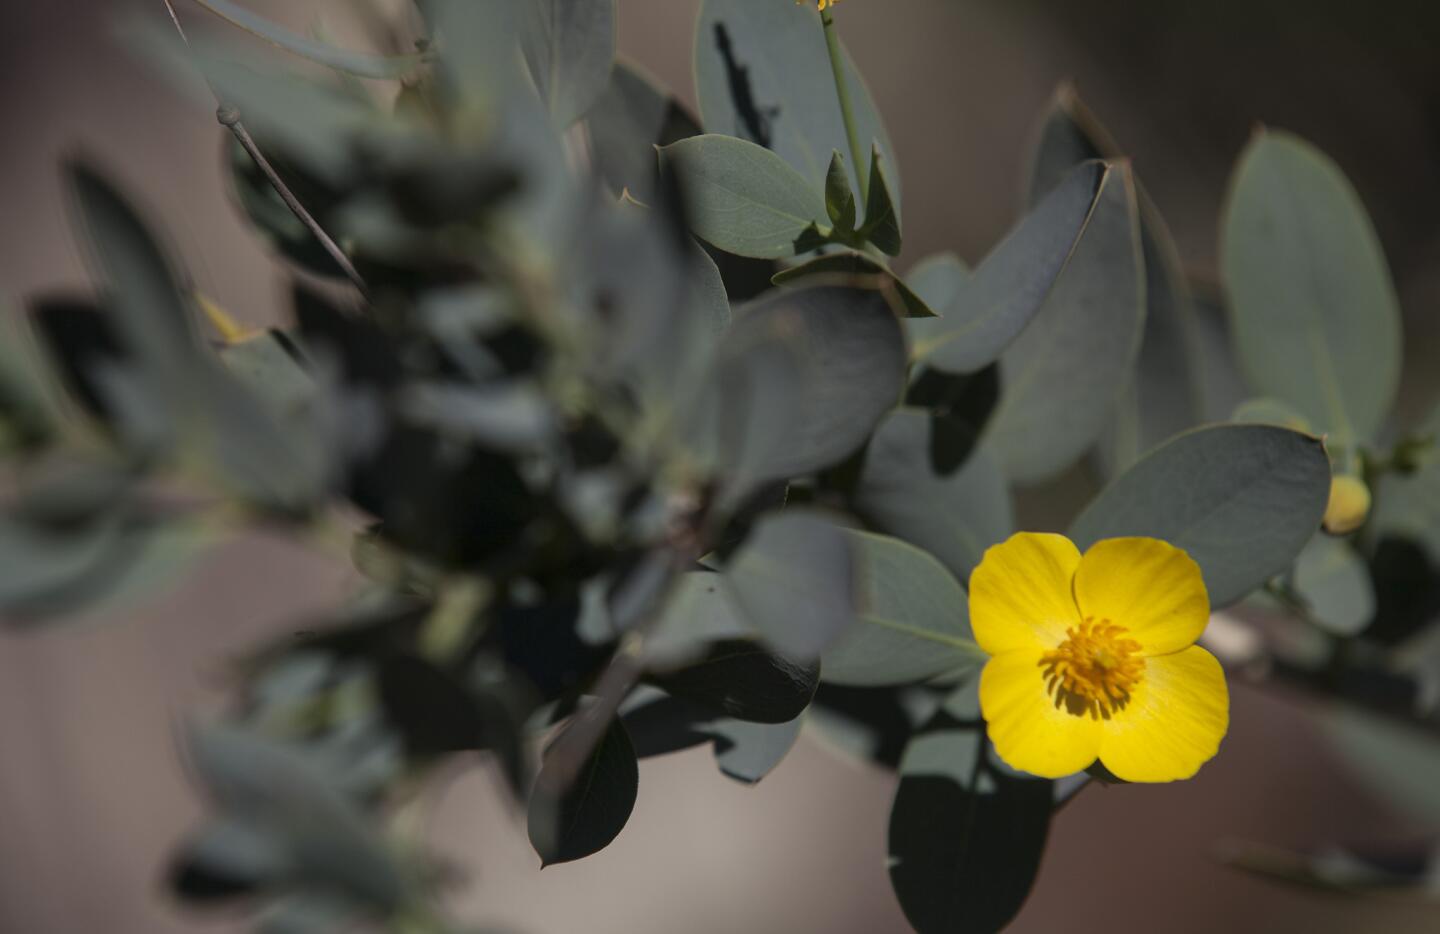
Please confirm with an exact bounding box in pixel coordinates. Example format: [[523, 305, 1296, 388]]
[[1073, 537, 1209, 656], [1097, 645, 1229, 783], [969, 532, 1082, 655], [979, 650, 1102, 779]]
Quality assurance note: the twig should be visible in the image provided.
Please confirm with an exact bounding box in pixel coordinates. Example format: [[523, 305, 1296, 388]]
[[160, 0, 371, 299]]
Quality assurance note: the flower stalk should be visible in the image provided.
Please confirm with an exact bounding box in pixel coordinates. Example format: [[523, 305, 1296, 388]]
[[820, 8, 869, 204]]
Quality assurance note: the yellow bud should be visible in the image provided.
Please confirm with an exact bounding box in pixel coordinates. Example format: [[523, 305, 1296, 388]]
[[797, 0, 839, 10], [1323, 475, 1371, 535]]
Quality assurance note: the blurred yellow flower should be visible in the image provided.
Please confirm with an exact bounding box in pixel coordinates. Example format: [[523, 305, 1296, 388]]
[[970, 532, 1228, 783], [1323, 474, 1371, 534], [797, 0, 839, 10]]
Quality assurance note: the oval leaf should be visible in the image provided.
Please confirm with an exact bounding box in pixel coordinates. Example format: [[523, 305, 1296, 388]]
[[521, 0, 617, 126], [987, 163, 1146, 483], [661, 134, 829, 259], [853, 408, 1012, 583], [1221, 129, 1401, 444], [194, 0, 430, 79], [724, 508, 858, 661], [822, 530, 980, 688], [707, 284, 907, 493], [888, 682, 1053, 934], [528, 718, 638, 866], [1028, 86, 1205, 476], [908, 161, 1106, 375], [1293, 535, 1376, 637], [773, 250, 936, 318], [1070, 424, 1332, 607], [694, 0, 898, 199]]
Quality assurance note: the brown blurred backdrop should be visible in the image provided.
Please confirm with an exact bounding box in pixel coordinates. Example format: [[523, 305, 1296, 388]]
[[3, 1, 1440, 931]]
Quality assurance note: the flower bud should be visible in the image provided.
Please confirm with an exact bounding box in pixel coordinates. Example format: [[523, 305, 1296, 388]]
[[1323, 474, 1371, 535]]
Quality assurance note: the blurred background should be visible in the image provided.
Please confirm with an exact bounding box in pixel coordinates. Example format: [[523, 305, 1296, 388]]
[[3, 0, 1440, 931]]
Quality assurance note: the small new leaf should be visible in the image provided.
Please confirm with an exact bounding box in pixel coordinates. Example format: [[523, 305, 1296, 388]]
[[861, 142, 902, 256], [825, 150, 857, 235]]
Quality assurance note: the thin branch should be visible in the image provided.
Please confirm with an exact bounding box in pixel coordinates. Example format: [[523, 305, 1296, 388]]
[[160, 0, 371, 299]]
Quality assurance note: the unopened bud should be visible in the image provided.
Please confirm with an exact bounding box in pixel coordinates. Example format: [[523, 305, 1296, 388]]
[[1323, 475, 1371, 535]]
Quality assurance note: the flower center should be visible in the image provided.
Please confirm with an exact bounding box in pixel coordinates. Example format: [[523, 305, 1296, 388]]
[[1038, 617, 1145, 720]]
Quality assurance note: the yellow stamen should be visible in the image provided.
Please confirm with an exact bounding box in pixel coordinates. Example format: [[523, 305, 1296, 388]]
[[1038, 617, 1145, 720]]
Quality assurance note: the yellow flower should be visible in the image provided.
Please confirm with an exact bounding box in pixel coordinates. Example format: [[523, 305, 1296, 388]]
[[797, 0, 839, 10], [1323, 474, 1370, 535], [970, 532, 1228, 783]]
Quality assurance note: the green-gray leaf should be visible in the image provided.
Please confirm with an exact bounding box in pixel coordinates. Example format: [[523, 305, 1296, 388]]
[[697, 284, 907, 497], [725, 508, 857, 661], [853, 408, 1012, 583], [695, 0, 898, 199], [1070, 424, 1332, 607], [862, 142, 902, 255], [908, 161, 1105, 374], [987, 163, 1146, 484], [772, 250, 936, 318], [1221, 128, 1401, 445], [822, 530, 980, 687], [587, 60, 701, 202], [825, 150, 857, 233], [193, 0, 431, 78], [1028, 86, 1205, 476], [528, 718, 638, 865], [888, 681, 1053, 934], [660, 134, 829, 258], [1292, 534, 1375, 637], [521, 0, 617, 126]]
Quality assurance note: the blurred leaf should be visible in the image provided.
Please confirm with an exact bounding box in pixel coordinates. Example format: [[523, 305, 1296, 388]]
[[528, 717, 638, 865], [1221, 129, 1401, 445], [1293, 535, 1375, 637], [192, 0, 430, 78], [0, 309, 56, 449], [375, 653, 530, 796], [660, 134, 829, 259], [227, 134, 349, 280], [1232, 396, 1310, 430], [808, 683, 945, 770], [1321, 706, 1440, 823], [67, 162, 198, 394], [170, 819, 291, 903], [824, 150, 857, 234], [987, 164, 1145, 484], [908, 162, 1105, 375], [853, 408, 1012, 583], [822, 530, 979, 687], [1028, 86, 1205, 476], [0, 509, 217, 625], [724, 508, 857, 661], [587, 60, 701, 202], [888, 681, 1053, 934], [862, 143, 902, 255], [647, 637, 819, 724], [709, 714, 803, 783], [521, 0, 616, 126], [1071, 424, 1332, 607], [1221, 837, 1440, 894], [622, 688, 803, 783], [695, 0, 898, 199], [187, 724, 409, 909], [219, 329, 315, 418], [772, 250, 935, 318], [702, 284, 907, 496]]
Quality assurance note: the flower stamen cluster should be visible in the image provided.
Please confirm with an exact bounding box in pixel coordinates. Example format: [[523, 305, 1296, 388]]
[[1039, 617, 1144, 719]]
